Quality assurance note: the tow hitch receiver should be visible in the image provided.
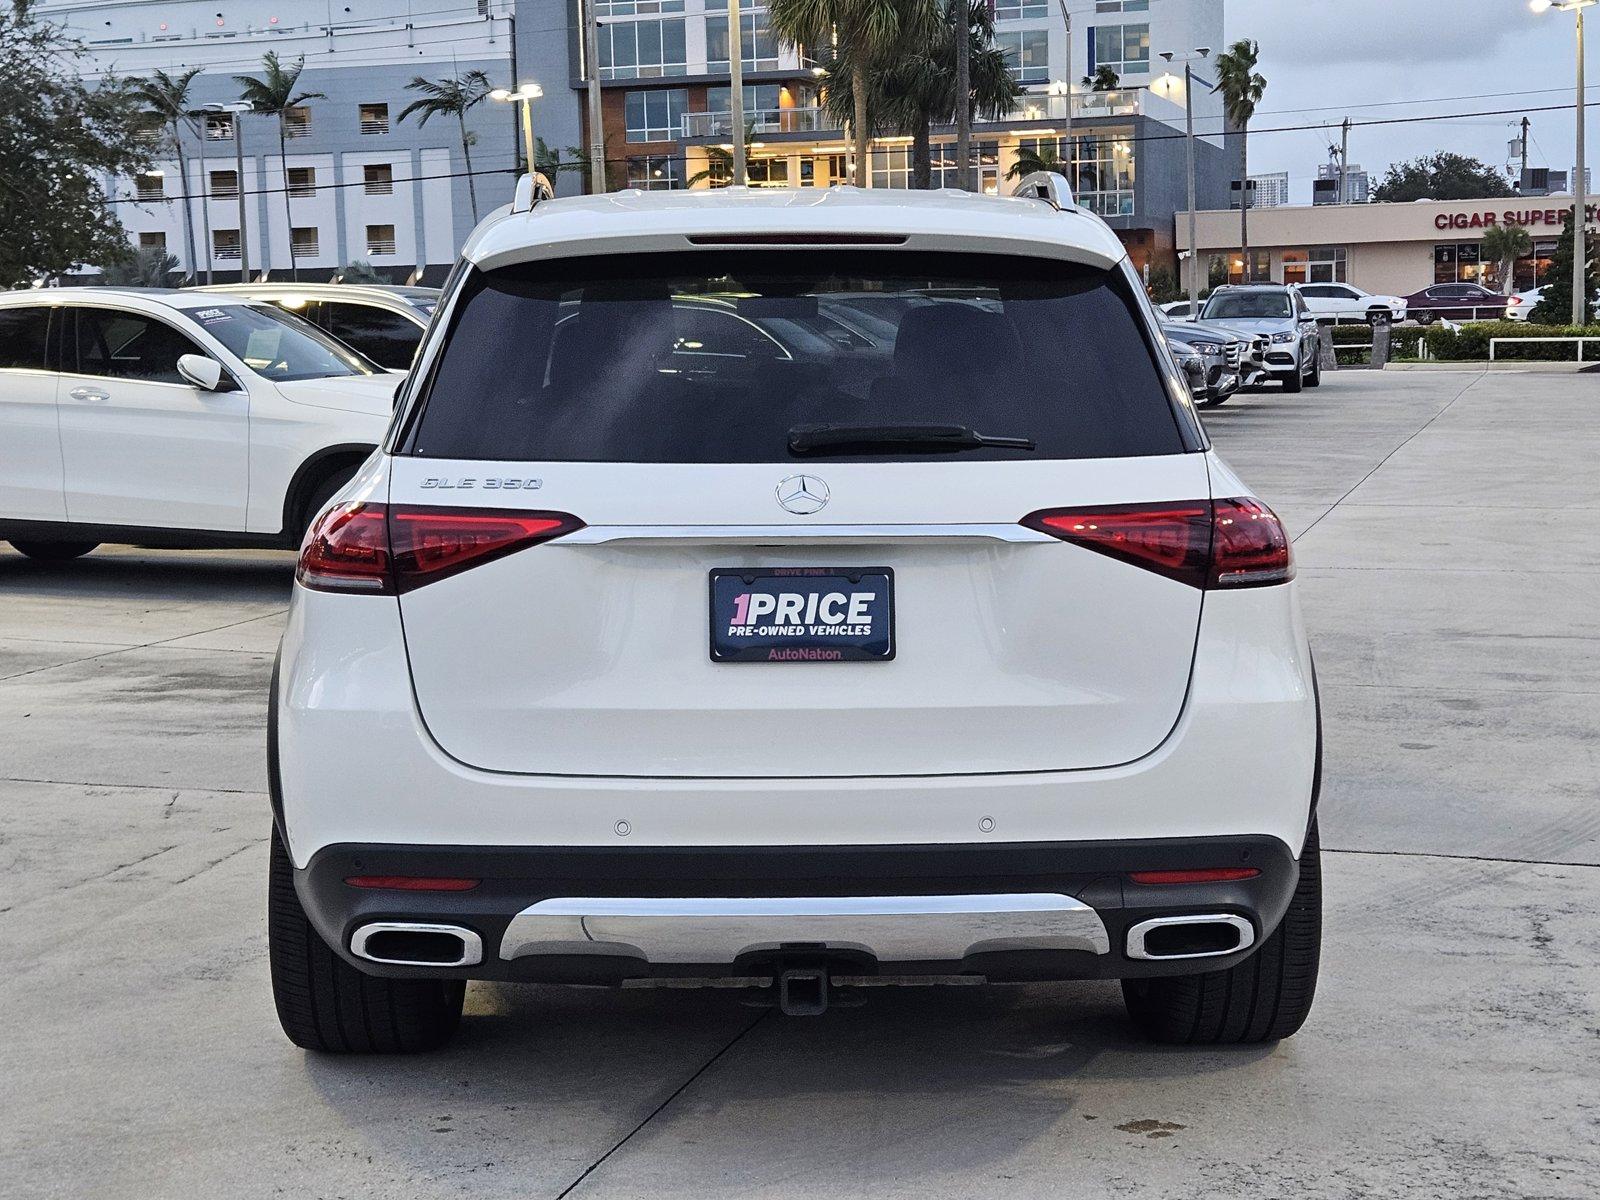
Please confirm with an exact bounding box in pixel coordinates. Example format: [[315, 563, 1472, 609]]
[[778, 967, 829, 1016]]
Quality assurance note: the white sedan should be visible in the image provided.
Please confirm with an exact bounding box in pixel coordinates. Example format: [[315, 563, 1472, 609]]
[[1294, 282, 1407, 324]]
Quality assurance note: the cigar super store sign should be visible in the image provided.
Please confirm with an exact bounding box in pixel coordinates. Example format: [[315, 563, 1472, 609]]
[[1435, 204, 1598, 231]]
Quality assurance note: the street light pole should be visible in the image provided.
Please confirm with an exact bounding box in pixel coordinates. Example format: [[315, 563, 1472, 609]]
[[490, 83, 545, 191], [1531, 0, 1593, 324], [1161, 48, 1209, 313]]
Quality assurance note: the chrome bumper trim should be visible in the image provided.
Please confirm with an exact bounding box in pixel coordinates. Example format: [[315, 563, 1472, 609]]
[[500, 893, 1111, 965]]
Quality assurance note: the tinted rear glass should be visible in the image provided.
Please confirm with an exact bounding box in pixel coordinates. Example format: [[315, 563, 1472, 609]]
[[407, 251, 1185, 463]]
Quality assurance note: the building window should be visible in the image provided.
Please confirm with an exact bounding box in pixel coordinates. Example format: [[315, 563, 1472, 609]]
[[598, 18, 688, 80], [286, 166, 316, 197], [1092, 23, 1149, 75], [363, 163, 394, 195], [627, 154, 683, 189], [1095, 0, 1147, 11], [748, 157, 788, 186], [997, 30, 1049, 84], [597, 0, 683, 12], [870, 145, 911, 190], [706, 8, 780, 72], [209, 169, 239, 198], [134, 172, 164, 201], [213, 229, 241, 260], [359, 103, 389, 135], [283, 106, 312, 138], [993, 0, 1047, 19], [703, 84, 809, 134], [929, 140, 1000, 194], [1021, 131, 1134, 216], [1306, 246, 1348, 284], [625, 89, 687, 142], [138, 231, 167, 252], [366, 224, 397, 256], [203, 114, 235, 141], [1434, 242, 1490, 285], [291, 227, 320, 257]]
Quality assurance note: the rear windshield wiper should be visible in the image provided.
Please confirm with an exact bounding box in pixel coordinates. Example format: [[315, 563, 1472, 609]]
[[788, 424, 1037, 456]]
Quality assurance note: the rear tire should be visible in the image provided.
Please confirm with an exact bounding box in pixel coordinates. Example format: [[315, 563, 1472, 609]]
[[8, 540, 99, 562], [268, 828, 465, 1053], [1121, 819, 1322, 1045]]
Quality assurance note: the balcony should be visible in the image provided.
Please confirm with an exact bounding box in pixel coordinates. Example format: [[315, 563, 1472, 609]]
[[1004, 89, 1144, 123], [680, 106, 829, 139]]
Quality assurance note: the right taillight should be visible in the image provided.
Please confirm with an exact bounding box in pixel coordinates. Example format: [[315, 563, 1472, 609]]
[[1021, 497, 1292, 590], [297, 503, 583, 595]]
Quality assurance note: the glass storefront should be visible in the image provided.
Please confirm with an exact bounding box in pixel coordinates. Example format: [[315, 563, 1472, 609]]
[[1281, 246, 1347, 285], [1017, 132, 1135, 217]]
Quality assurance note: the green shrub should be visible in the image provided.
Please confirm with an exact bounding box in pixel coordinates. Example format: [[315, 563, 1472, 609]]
[[1422, 320, 1600, 361]]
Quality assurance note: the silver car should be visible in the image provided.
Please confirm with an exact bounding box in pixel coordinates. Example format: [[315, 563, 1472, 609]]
[[1198, 285, 1322, 393]]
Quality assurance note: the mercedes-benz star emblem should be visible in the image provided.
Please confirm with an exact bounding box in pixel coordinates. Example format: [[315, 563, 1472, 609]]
[[775, 474, 830, 515]]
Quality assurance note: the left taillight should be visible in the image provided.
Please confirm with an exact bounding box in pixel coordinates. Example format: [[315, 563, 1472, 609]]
[[297, 503, 584, 595]]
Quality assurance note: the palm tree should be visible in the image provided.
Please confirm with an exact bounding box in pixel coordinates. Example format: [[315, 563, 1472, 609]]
[[1084, 65, 1120, 91], [1212, 39, 1266, 282], [1005, 139, 1072, 182], [769, 0, 934, 186], [1481, 223, 1532, 295], [872, 0, 1017, 189], [133, 67, 203, 284], [234, 52, 325, 281], [397, 70, 493, 221], [103, 245, 181, 287], [535, 136, 592, 182]]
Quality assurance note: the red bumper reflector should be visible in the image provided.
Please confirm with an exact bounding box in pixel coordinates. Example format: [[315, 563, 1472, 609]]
[[344, 876, 481, 891], [1128, 868, 1261, 885]]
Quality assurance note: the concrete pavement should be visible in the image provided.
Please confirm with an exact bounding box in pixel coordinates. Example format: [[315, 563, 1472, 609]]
[[1, 369, 1596, 1198]]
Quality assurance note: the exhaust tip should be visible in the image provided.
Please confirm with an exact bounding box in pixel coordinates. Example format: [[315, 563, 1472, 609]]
[[1125, 914, 1254, 961], [350, 922, 483, 968]]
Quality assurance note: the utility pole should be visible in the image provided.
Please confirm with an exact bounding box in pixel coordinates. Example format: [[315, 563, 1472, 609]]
[[1576, 3, 1588, 325], [1338, 116, 1350, 204], [1161, 49, 1207, 311], [583, 0, 605, 193], [955, 0, 971, 189], [1520, 115, 1531, 192], [728, 0, 747, 184]]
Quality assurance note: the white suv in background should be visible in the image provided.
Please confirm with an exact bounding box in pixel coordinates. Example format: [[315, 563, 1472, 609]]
[[1294, 282, 1407, 324], [0, 289, 397, 561], [270, 184, 1322, 1053], [195, 283, 438, 370]]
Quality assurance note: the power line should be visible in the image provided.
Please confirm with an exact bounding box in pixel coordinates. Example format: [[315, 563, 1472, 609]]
[[101, 97, 1597, 209]]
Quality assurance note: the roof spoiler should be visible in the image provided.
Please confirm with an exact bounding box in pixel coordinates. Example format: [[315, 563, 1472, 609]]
[[511, 171, 556, 214], [1010, 171, 1076, 212]]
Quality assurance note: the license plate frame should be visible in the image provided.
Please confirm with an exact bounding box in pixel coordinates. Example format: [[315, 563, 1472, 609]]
[[708, 567, 896, 663]]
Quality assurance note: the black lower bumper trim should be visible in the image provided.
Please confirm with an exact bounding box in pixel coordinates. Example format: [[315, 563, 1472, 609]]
[[295, 835, 1301, 985]]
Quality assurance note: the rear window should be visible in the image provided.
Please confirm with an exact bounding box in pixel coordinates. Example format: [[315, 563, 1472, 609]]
[[406, 251, 1186, 463]]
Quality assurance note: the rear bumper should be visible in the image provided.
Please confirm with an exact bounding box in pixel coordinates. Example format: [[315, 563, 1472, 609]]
[[297, 835, 1300, 984]]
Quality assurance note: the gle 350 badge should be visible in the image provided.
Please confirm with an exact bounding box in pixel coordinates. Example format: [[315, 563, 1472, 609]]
[[709, 567, 895, 663]]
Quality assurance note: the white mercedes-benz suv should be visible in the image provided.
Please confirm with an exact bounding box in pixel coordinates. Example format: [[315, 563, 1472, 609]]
[[270, 181, 1321, 1053], [0, 289, 399, 559]]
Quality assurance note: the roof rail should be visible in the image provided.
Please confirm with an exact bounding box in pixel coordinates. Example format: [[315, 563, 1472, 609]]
[[511, 171, 556, 214], [1009, 171, 1076, 211]]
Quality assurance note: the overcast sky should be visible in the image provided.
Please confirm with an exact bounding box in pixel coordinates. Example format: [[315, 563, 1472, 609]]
[[1210, 0, 1593, 201]]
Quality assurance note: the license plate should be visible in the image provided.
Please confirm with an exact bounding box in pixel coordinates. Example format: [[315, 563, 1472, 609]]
[[709, 568, 895, 663]]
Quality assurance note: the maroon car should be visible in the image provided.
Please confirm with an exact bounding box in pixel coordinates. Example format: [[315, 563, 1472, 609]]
[[1401, 282, 1511, 325]]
